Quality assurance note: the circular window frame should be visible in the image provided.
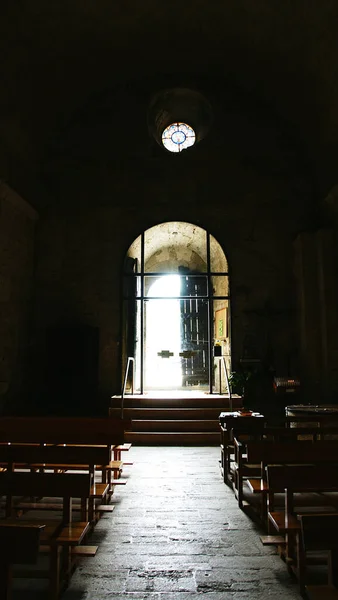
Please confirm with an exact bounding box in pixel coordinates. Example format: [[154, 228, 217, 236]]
[[148, 88, 213, 151], [161, 122, 196, 153]]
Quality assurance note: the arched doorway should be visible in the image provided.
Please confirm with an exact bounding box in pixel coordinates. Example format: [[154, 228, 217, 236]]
[[123, 222, 230, 394]]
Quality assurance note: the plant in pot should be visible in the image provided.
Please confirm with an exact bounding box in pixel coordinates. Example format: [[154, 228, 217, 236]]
[[228, 370, 253, 411]]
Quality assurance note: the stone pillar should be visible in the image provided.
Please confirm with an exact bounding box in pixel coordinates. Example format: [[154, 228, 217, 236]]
[[294, 232, 322, 402], [0, 181, 38, 411], [316, 229, 338, 399], [294, 224, 338, 403]]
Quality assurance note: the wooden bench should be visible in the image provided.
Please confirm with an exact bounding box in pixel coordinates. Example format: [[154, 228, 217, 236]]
[[113, 442, 133, 464], [0, 416, 131, 446], [0, 522, 45, 600], [0, 416, 131, 499], [239, 439, 338, 517], [221, 421, 338, 487], [265, 464, 338, 568], [0, 470, 94, 600], [233, 435, 338, 514], [284, 414, 338, 429], [297, 513, 338, 597], [0, 443, 115, 521]]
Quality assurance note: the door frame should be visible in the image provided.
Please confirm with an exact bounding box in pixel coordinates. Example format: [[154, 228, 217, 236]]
[[122, 224, 230, 395]]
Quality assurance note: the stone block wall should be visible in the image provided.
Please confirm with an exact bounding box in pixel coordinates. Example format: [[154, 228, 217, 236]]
[[29, 157, 302, 414], [3, 79, 320, 414]]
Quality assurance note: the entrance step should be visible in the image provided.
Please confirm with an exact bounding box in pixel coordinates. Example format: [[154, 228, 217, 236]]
[[110, 407, 225, 420], [110, 395, 243, 445], [111, 395, 241, 409], [124, 431, 220, 445], [128, 419, 220, 432]]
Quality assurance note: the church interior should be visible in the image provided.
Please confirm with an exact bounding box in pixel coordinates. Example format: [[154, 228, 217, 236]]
[[2, 2, 338, 419], [2, 3, 338, 597]]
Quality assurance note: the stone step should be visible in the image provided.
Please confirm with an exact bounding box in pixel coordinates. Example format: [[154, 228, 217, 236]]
[[111, 395, 242, 409], [129, 419, 220, 432], [110, 395, 242, 445], [124, 431, 220, 445], [109, 407, 225, 420]]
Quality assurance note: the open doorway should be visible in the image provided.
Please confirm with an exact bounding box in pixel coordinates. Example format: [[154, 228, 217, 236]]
[[122, 222, 230, 395], [145, 275, 182, 389]]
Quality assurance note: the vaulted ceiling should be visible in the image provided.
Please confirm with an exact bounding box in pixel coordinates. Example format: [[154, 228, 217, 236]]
[[1, 2, 338, 208]]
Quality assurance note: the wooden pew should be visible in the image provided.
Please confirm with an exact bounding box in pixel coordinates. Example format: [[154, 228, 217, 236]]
[[0, 522, 45, 600], [113, 442, 133, 464], [284, 414, 338, 429], [0, 470, 94, 600], [0, 416, 131, 495], [233, 432, 338, 513], [266, 464, 338, 568], [251, 441, 338, 526], [297, 513, 338, 597], [0, 416, 131, 446], [222, 421, 338, 487], [241, 425, 338, 441], [0, 444, 114, 522]]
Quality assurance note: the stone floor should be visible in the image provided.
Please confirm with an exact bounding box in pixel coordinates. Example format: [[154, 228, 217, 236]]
[[13, 446, 302, 600]]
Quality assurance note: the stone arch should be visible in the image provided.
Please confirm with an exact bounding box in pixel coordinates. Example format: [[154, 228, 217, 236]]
[[123, 221, 230, 394]]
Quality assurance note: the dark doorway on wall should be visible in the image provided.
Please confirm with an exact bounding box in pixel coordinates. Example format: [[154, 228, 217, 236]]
[[45, 324, 99, 415]]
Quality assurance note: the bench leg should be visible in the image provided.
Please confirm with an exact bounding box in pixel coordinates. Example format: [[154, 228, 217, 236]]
[[80, 498, 88, 522], [88, 498, 94, 523], [49, 544, 61, 600], [0, 562, 12, 600], [61, 545, 73, 587], [329, 549, 338, 586], [260, 491, 268, 527], [101, 467, 107, 484], [286, 531, 297, 567], [296, 531, 307, 595], [235, 468, 243, 509]]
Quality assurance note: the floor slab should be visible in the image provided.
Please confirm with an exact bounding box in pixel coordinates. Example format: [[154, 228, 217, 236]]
[[13, 446, 301, 599]]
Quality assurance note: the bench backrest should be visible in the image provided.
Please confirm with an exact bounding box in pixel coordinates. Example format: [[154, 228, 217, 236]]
[[266, 464, 338, 494], [285, 414, 338, 427], [0, 471, 92, 521], [0, 470, 92, 498], [0, 443, 111, 467], [252, 426, 338, 440], [229, 426, 338, 449], [266, 464, 338, 516], [246, 440, 338, 465], [299, 513, 338, 551], [0, 523, 45, 563], [0, 417, 131, 445]]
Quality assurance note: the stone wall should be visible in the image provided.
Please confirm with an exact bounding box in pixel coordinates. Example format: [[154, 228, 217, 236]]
[[31, 159, 302, 413], [0, 182, 38, 412], [12, 81, 319, 414]]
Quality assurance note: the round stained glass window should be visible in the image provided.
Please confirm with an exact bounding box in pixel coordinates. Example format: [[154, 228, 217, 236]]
[[162, 122, 196, 153]]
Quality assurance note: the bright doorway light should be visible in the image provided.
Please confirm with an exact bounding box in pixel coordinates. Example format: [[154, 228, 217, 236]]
[[145, 275, 182, 389]]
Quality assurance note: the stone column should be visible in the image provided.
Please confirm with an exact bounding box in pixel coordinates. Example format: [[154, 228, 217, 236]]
[[294, 232, 322, 402], [0, 181, 38, 411], [319, 187, 338, 400]]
